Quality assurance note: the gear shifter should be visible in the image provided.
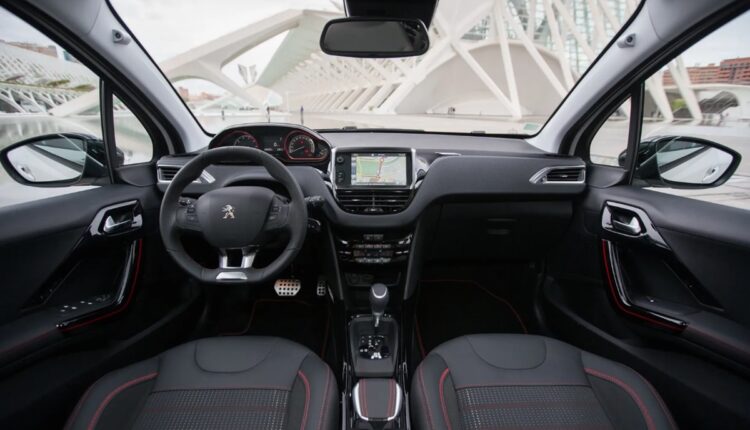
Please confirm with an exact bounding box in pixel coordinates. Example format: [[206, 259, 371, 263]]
[[369, 283, 389, 329]]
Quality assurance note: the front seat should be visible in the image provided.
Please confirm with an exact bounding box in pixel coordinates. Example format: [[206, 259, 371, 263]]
[[64, 337, 338, 430], [412, 334, 676, 430]]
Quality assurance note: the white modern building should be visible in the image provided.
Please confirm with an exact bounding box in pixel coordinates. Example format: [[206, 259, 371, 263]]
[[1, 0, 748, 131]]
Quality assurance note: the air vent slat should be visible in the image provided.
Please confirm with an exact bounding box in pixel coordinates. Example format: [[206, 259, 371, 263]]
[[531, 166, 585, 184], [157, 165, 214, 184], [335, 189, 413, 214], [159, 166, 180, 181]]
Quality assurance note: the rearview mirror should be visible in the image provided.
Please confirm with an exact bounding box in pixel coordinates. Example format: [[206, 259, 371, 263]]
[[320, 18, 429, 58], [0, 133, 113, 186], [629, 136, 741, 189]]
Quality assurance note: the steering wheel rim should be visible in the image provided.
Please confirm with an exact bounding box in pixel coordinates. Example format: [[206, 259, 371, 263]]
[[159, 146, 307, 284]]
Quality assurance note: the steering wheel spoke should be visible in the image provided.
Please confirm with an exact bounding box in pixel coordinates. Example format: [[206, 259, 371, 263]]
[[175, 204, 203, 233], [262, 194, 293, 235], [213, 247, 257, 282], [219, 247, 257, 270]]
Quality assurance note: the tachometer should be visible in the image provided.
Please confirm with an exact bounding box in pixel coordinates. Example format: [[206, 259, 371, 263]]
[[285, 133, 317, 160], [223, 131, 258, 148]]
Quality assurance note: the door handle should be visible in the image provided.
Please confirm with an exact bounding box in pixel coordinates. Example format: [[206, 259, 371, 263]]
[[611, 216, 642, 235], [601, 201, 669, 249], [103, 214, 134, 234], [91, 200, 142, 236]]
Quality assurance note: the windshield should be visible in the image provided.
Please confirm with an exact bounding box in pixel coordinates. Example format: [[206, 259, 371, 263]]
[[110, 0, 638, 135]]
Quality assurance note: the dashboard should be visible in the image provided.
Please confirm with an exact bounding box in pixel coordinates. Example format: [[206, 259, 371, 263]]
[[159, 127, 587, 226], [209, 124, 331, 165]]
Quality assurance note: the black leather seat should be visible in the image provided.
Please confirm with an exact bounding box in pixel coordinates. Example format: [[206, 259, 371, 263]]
[[64, 337, 338, 430], [412, 334, 676, 430]]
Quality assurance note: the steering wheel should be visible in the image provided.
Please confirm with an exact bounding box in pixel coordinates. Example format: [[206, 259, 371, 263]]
[[159, 147, 307, 284]]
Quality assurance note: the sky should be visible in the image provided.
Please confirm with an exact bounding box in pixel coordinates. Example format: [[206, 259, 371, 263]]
[[1, 2, 749, 96]]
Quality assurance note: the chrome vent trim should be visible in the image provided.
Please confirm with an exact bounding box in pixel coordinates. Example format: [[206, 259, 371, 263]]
[[335, 189, 412, 214], [529, 165, 586, 184], [157, 165, 215, 184]]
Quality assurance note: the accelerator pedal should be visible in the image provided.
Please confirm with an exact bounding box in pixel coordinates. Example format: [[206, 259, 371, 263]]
[[274, 278, 301, 297]]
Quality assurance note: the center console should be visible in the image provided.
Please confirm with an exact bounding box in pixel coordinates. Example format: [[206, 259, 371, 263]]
[[328, 148, 417, 428], [344, 284, 407, 429]]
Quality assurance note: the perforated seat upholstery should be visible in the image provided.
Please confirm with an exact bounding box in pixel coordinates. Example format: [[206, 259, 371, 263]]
[[411, 334, 676, 430], [64, 337, 338, 430]]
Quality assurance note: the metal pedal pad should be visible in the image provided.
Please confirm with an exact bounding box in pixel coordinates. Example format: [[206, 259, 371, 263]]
[[316, 277, 328, 297], [274, 279, 301, 297]]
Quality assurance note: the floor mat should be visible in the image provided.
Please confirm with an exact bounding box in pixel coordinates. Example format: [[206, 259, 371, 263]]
[[415, 279, 528, 357], [224, 299, 330, 356]]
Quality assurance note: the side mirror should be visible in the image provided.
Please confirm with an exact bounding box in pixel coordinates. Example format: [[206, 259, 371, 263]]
[[320, 17, 429, 58], [632, 136, 741, 189], [0, 133, 111, 186]]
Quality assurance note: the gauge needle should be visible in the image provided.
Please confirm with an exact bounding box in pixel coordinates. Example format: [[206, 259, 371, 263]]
[[290, 146, 304, 153]]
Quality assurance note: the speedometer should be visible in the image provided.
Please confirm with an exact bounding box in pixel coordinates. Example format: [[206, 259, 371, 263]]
[[285, 133, 317, 160]]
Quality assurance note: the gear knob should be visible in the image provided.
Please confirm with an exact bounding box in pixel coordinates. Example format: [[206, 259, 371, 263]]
[[369, 283, 389, 328]]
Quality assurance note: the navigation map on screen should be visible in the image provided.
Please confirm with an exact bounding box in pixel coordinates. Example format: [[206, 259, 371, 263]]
[[351, 153, 407, 186]]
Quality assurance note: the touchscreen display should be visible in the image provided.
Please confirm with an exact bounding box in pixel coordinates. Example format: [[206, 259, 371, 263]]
[[351, 153, 407, 186]]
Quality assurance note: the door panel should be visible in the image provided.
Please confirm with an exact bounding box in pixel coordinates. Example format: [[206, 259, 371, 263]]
[[545, 178, 750, 428], [578, 183, 750, 371], [0, 184, 160, 368]]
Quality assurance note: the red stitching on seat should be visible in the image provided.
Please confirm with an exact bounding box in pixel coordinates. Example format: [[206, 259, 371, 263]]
[[64, 381, 96, 430], [87, 372, 157, 430], [297, 370, 310, 430], [585, 368, 655, 430], [418, 365, 436, 429], [316, 366, 331, 430], [439, 368, 453, 430], [634, 372, 678, 430]]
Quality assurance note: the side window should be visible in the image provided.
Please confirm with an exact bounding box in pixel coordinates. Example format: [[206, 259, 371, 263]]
[[0, 6, 153, 208], [590, 98, 632, 167], [113, 95, 153, 165], [634, 11, 750, 210]]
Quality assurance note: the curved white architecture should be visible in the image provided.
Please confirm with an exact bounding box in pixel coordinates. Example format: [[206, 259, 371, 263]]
[[1, 0, 741, 130]]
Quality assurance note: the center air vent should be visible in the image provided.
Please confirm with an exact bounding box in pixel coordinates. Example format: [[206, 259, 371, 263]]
[[335, 189, 412, 214], [530, 166, 585, 184]]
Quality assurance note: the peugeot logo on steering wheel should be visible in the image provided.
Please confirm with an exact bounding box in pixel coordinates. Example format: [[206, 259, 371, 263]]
[[221, 204, 236, 220]]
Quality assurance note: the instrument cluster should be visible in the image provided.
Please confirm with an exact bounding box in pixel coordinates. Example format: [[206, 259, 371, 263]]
[[209, 125, 330, 164]]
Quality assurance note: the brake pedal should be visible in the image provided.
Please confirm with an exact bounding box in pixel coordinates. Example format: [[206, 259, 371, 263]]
[[274, 279, 301, 297]]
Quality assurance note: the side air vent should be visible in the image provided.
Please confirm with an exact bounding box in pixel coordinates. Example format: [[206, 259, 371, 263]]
[[157, 165, 215, 184], [335, 189, 413, 214], [530, 166, 586, 184], [158, 166, 180, 182]]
